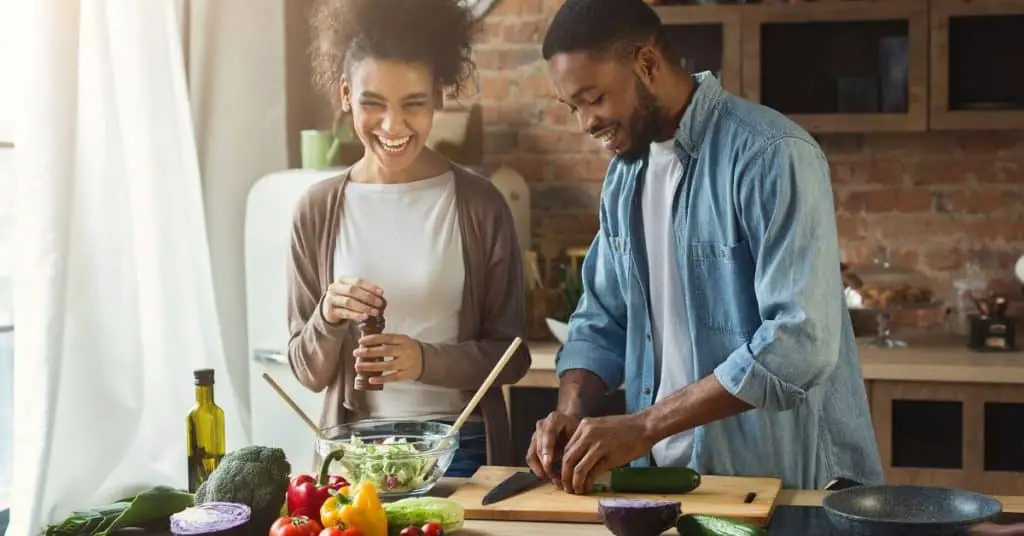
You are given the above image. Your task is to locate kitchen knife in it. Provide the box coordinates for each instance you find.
[481,470,546,505]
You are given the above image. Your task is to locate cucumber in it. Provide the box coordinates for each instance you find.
[675,514,766,536]
[609,467,702,494]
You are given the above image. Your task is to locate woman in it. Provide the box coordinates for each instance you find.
[286,0,532,477]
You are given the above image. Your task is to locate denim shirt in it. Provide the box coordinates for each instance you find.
[555,72,885,490]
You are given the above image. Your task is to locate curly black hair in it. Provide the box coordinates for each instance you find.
[542,0,675,63]
[310,0,479,111]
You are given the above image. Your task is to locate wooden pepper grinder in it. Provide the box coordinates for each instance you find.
[355,298,387,391]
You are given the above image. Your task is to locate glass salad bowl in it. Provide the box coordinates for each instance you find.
[315,420,459,500]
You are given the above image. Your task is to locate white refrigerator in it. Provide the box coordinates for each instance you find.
[244,168,341,473]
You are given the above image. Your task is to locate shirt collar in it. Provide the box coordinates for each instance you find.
[674,71,725,157]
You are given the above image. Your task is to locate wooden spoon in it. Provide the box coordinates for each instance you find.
[419,337,524,479]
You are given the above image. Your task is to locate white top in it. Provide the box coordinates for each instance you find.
[333,171,469,421]
[642,139,696,467]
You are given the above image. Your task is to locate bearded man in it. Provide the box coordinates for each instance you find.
[525,0,884,493]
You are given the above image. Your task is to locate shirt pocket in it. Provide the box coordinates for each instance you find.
[687,240,758,338]
[606,234,632,290]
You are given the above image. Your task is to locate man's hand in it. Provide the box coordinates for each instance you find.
[353,333,423,384]
[560,413,655,494]
[525,411,581,487]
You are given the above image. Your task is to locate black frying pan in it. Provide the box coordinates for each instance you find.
[823,484,1003,536]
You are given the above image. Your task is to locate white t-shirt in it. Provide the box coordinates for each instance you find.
[642,139,696,467]
[333,171,469,421]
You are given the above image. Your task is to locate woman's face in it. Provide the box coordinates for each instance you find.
[341,58,439,174]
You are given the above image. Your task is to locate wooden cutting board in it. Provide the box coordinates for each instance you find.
[448,466,782,526]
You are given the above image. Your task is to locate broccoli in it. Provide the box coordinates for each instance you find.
[195,445,291,535]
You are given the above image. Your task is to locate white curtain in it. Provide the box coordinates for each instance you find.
[8,2,249,535]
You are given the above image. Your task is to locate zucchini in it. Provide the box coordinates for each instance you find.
[676,514,766,536]
[609,467,702,494]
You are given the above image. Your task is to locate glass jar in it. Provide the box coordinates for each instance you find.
[845,247,942,348]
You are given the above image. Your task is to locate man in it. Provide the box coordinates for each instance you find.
[525,0,884,494]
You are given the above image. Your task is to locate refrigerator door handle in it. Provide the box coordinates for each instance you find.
[252,348,288,365]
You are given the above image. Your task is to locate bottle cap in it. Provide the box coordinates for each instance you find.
[194,368,215,385]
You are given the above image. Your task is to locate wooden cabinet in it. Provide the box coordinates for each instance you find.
[869,380,1024,496]
[739,1,929,133]
[928,0,1024,130]
[653,0,1024,133]
[657,5,743,96]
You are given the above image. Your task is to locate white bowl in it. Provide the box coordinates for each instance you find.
[545,317,569,344]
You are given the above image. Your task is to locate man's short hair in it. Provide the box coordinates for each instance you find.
[541,0,672,62]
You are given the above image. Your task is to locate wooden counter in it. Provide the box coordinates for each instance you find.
[515,333,1024,389]
[430,481,1024,536]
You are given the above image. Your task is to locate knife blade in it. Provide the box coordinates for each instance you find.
[481,470,545,505]
[481,463,618,505]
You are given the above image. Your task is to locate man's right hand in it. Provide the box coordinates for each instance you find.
[526,411,581,488]
[321,277,385,325]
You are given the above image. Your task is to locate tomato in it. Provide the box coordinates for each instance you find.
[340,528,363,536]
[399,527,422,536]
[318,528,345,536]
[421,522,445,536]
[269,515,323,536]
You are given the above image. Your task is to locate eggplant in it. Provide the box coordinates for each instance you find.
[598,498,682,536]
[169,502,251,536]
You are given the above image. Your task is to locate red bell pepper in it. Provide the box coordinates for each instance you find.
[287,449,349,519]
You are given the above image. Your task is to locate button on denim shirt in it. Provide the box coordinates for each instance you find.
[555,72,884,490]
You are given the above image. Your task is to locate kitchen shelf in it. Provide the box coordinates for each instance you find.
[655,5,743,95]
[928,0,1024,130]
[741,0,930,133]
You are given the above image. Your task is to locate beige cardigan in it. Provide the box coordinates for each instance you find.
[285,164,532,466]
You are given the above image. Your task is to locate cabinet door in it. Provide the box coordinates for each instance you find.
[871,380,1024,495]
[741,0,929,133]
[929,0,1024,130]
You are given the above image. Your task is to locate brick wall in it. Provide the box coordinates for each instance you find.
[473,0,1024,324]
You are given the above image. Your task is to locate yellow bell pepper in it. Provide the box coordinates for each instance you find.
[319,481,387,536]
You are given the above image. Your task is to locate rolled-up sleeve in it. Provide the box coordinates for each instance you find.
[555,218,628,393]
[714,137,843,412]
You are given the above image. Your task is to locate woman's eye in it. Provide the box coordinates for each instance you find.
[360,102,384,110]
[405,101,427,108]
[588,95,605,106]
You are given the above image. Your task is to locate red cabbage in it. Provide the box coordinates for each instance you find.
[598,498,681,536]
[170,502,251,535]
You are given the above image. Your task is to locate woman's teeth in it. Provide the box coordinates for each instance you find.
[376,135,411,153]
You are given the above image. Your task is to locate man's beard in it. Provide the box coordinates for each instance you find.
[617,76,671,162]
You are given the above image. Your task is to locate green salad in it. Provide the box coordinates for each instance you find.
[334,436,434,492]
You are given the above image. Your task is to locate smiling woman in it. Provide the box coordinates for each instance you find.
[286,0,530,479]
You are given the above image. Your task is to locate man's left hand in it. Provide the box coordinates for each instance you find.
[560,413,657,494]
[353,333,423,384]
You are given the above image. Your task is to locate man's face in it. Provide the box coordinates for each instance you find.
[547,50,663,161]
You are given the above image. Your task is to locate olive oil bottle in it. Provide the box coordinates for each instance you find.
[186,368,225,492]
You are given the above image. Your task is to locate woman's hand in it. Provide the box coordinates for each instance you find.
[320,277,385,324]
[353,333,424,384]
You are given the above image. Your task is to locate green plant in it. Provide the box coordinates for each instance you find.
[554,261,583,323]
